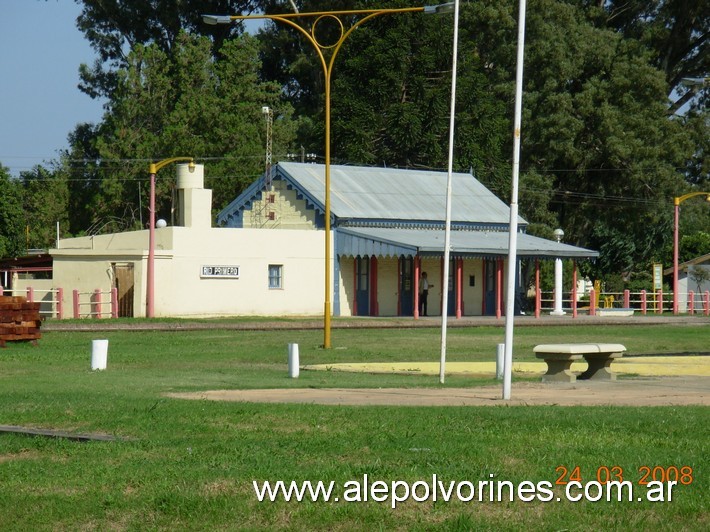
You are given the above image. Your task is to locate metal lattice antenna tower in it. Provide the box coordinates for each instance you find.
[262,106,273,188]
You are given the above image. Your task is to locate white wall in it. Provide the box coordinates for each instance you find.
[51,226,330,318]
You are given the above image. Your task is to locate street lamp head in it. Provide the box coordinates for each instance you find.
[424,2,456,15]
[188,160,196,173]
[262,106,270,114]
[553,228,564,242]
[202,14,232,25]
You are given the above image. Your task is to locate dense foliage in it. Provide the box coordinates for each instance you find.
[1,0,707,286]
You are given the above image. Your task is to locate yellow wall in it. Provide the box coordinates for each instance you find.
[242,181,317,229]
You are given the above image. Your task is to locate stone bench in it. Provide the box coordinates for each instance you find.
[533,343,627,383]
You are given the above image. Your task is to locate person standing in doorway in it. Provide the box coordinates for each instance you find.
[419,271,430,316]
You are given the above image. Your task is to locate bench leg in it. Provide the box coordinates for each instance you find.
[542,359,577,383]
[579,356,616,381]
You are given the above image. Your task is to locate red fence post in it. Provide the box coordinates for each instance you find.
[641,290,647,315]
[93,289,102,319]
[73,289,80,318]
[657,289,663,314]
[589,289,596,316]
[688,290,695,314]
[571,289,577,318]
[704,291,710,316]
[27,286,34,302]
[56,288,64,320]
[624,289,630,309]
[111,287,119,319]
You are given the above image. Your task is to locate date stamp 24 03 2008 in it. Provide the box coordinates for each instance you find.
[555,465,694,486]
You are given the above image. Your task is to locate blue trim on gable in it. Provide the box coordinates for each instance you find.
[216,174,267,227]
[216,164,333,229]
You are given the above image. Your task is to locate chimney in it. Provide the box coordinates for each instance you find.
[176,163,212,228]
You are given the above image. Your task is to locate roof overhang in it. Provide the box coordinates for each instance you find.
[337,227,599,260]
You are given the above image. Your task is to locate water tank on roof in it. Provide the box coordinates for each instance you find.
[176,163,204,189]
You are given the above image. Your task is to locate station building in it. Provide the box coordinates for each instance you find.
[43,162,597,318]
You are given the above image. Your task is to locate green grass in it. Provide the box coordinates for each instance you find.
[0,323,708,530]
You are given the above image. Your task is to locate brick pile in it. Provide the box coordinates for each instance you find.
[0,296,42,347]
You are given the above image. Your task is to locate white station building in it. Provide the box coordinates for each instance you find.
[43,162,597,318]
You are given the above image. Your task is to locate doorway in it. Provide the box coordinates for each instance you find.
[355,256,369,316]
[399,256,414,316]
[112,263,134,317]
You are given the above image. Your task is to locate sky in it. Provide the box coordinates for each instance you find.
[0,0,105,176]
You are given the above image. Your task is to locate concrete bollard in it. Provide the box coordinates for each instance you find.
[496,343,505,380]
[288,343,299,378]
[91,339,109,370]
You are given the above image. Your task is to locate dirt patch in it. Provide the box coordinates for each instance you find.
[166,376,709,407]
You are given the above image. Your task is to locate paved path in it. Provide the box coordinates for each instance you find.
[167,376,709,407]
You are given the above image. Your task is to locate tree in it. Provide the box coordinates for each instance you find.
[64,32,296,231]
[76,0,261,100]
[578,0,709,110]
[19,166,70,250]
[516,0,694,275]
[0,167,25,258]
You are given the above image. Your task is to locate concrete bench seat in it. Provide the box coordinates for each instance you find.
[533,343,627,383]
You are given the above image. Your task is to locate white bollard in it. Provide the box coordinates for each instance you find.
[288,343,300,378]
[91,339,109,370]
[496,343,505,380]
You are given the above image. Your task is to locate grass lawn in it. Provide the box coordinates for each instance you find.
[0,323,707,530]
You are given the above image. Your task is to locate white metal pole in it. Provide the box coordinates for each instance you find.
[551,257,565,315]
[503,0,527,400]
[439,0,460,384]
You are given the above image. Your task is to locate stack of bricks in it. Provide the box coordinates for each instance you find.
[0,296,42,347]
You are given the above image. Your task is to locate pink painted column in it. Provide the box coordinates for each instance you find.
[704,291,710,316]
[641,290,647,315]
[73,289,80,318]
[589,289,596,316]
[657,289,663,314]
[27,287,34,302]
[413,256,420,320]
[57,288,64,320]
[111,287,119,319]
[352,258,358,316]
[688,291,695,315]
[624,289,630,309]
[571,261,578,318]
[93,289,102,319]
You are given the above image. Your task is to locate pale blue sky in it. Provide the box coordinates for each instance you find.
[0,0,104,176]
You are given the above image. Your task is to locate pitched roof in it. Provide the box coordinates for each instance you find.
[218,162,525,229]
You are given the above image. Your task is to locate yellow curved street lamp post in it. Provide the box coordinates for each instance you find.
[147,157,195,317]
[204,4,453,348]
[673,191,710,314]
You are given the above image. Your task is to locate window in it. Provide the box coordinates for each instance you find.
[268,264,283,289]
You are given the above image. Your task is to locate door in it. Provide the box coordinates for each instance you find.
[112,263,134,317]
[355,256,369,316]
[399,256,413,316]
[447,260,457,315]
[484,259,497,316]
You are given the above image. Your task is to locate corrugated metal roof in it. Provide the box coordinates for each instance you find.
[277,162,524,226]
[337,227,599,259]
